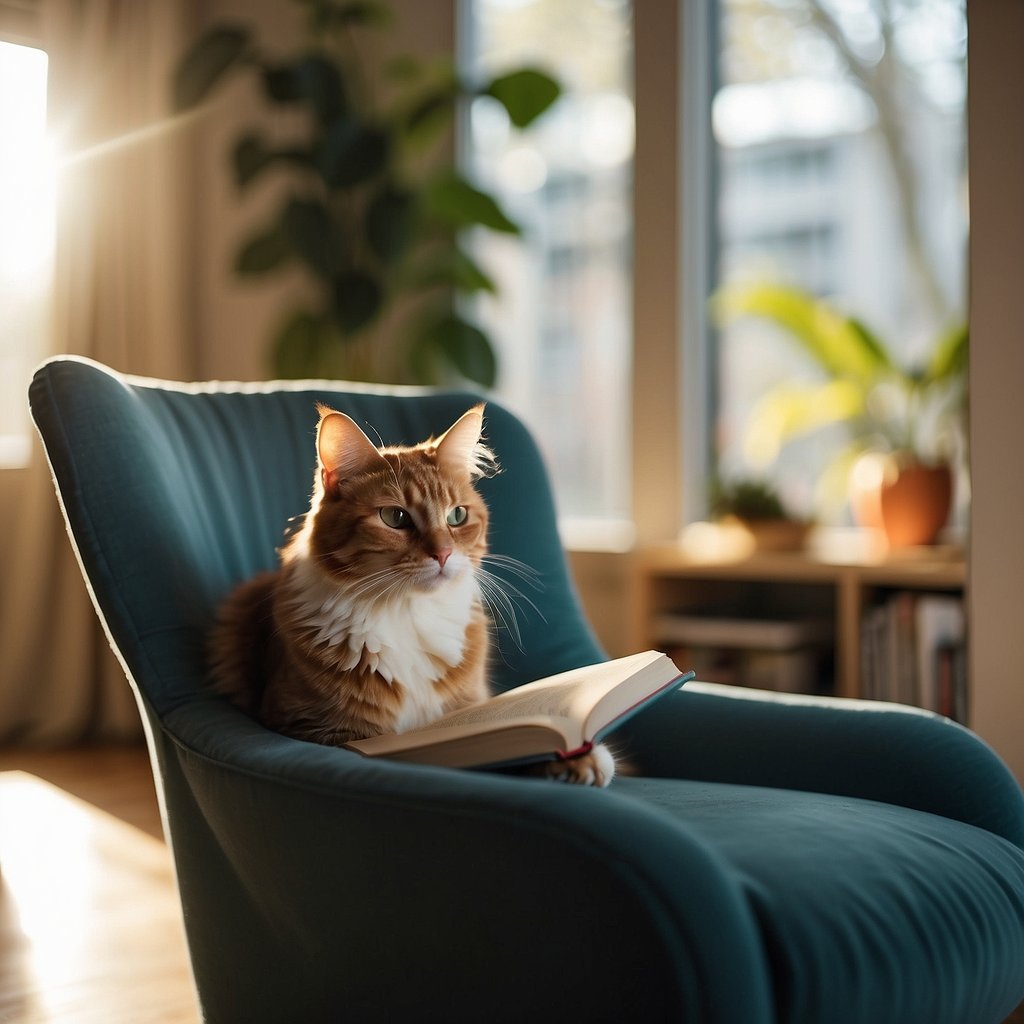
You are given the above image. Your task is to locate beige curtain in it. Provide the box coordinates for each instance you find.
[0,0,195,743]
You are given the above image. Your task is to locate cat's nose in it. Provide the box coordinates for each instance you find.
[432,547,453,569]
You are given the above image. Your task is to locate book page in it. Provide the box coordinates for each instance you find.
[407,652,664,734]
[410,675,586,731]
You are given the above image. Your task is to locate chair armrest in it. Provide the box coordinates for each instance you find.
[617,683,1024,847]
[160,701,775,1024]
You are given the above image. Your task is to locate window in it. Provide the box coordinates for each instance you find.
[459,2,966,539]
[460,0,634,530]
[0,38,54,467]
[707,0,968,523]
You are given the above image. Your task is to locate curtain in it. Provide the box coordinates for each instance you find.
[0,0,195,743]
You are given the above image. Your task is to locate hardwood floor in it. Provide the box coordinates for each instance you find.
[0,745,198,1024]
[0,745,164,838]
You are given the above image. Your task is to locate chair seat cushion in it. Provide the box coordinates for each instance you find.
[615,776,1024,1024]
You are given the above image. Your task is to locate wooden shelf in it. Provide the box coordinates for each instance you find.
[632,538,966,702]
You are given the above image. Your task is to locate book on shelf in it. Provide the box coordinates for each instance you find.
[916,595,967,721]
[860,591,966,720]
[654,611,833,694]
[653,612,832,652]
[345,651,693,770]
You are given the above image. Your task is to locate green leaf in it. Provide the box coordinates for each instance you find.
[386,55,424,82]
[709,477,788,521]
[927,322,968,382]
[262,55,348,123]
[333,270,382,333]
[309,1,392,32]
[743,379,866,467]
[449,249,498,293]
[271,310,333,379]
[418,315,497,387]
[846,317,892,368]
[233,134,267,189]
[299,56,348,123]
[283,197,341,280]
[318,119,390,188]
[235,226,291,275]
[426,174,520,235]
[411,248,497,294]
[713,283,896,383]
[262,64,303,102]
[366,186,416,264]
[174,25,250,111]
[484,68,561,128]
[408,334,438,385]
[405,86,457,137]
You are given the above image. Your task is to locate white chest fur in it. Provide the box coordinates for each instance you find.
[285,561,478,732]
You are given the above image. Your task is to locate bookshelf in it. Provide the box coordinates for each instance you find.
[632,536,966,712]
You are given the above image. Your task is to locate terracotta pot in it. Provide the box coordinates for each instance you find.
[878,460,952,548]
[848,452,888,531]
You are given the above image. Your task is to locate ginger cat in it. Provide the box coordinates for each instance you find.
[209,404,615,786]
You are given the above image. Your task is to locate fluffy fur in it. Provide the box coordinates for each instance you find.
[208,404,615,786]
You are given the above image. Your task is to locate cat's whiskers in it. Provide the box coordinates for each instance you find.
[481,554,544,590]
[343,567,408,605]
[368,570,412,608]
[476,579,521,652]
[478,562,545,619]
[474,561,546,652]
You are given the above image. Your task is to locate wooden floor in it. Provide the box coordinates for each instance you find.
[0,745,164,839]
[1,744,1022,1024]
[0,745,199,1024]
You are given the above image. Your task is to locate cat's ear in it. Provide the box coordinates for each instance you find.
[435,403,498,481]
[316,405,386,492]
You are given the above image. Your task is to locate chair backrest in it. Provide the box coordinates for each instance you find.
[29,356,604,727]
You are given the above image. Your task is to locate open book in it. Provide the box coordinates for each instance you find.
[346,650,693,770]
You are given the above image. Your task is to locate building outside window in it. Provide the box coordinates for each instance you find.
[460,0,634,530]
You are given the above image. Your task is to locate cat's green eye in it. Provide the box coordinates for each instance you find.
[380,506,411,529]
[446,506,469,526]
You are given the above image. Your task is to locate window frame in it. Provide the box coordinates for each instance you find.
[454,1,707,549]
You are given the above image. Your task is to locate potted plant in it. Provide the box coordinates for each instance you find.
[708,476,811,553]
[173,0,561,387]
[714,283,968,547]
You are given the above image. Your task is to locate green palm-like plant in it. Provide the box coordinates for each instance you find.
[174,0,561,387]
[713,283,968,477]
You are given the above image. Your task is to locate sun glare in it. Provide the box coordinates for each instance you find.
[0,41,54,277]
[0,40,55,467]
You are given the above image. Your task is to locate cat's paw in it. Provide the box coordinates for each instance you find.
[541,744,616,787]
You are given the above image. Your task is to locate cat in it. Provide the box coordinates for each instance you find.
[208,402,616,787]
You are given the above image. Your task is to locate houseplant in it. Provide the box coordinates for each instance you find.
[709,476,811,552]
[173,0,561,387]
[714,282,968,546]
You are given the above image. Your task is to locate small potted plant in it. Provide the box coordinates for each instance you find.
[708,476,811,553]
[714,283,967,547]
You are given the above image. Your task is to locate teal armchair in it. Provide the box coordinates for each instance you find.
[30,356,1024,1023]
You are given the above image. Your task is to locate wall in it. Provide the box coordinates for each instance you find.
[567,550,632,658]
[967,0,1024,783]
